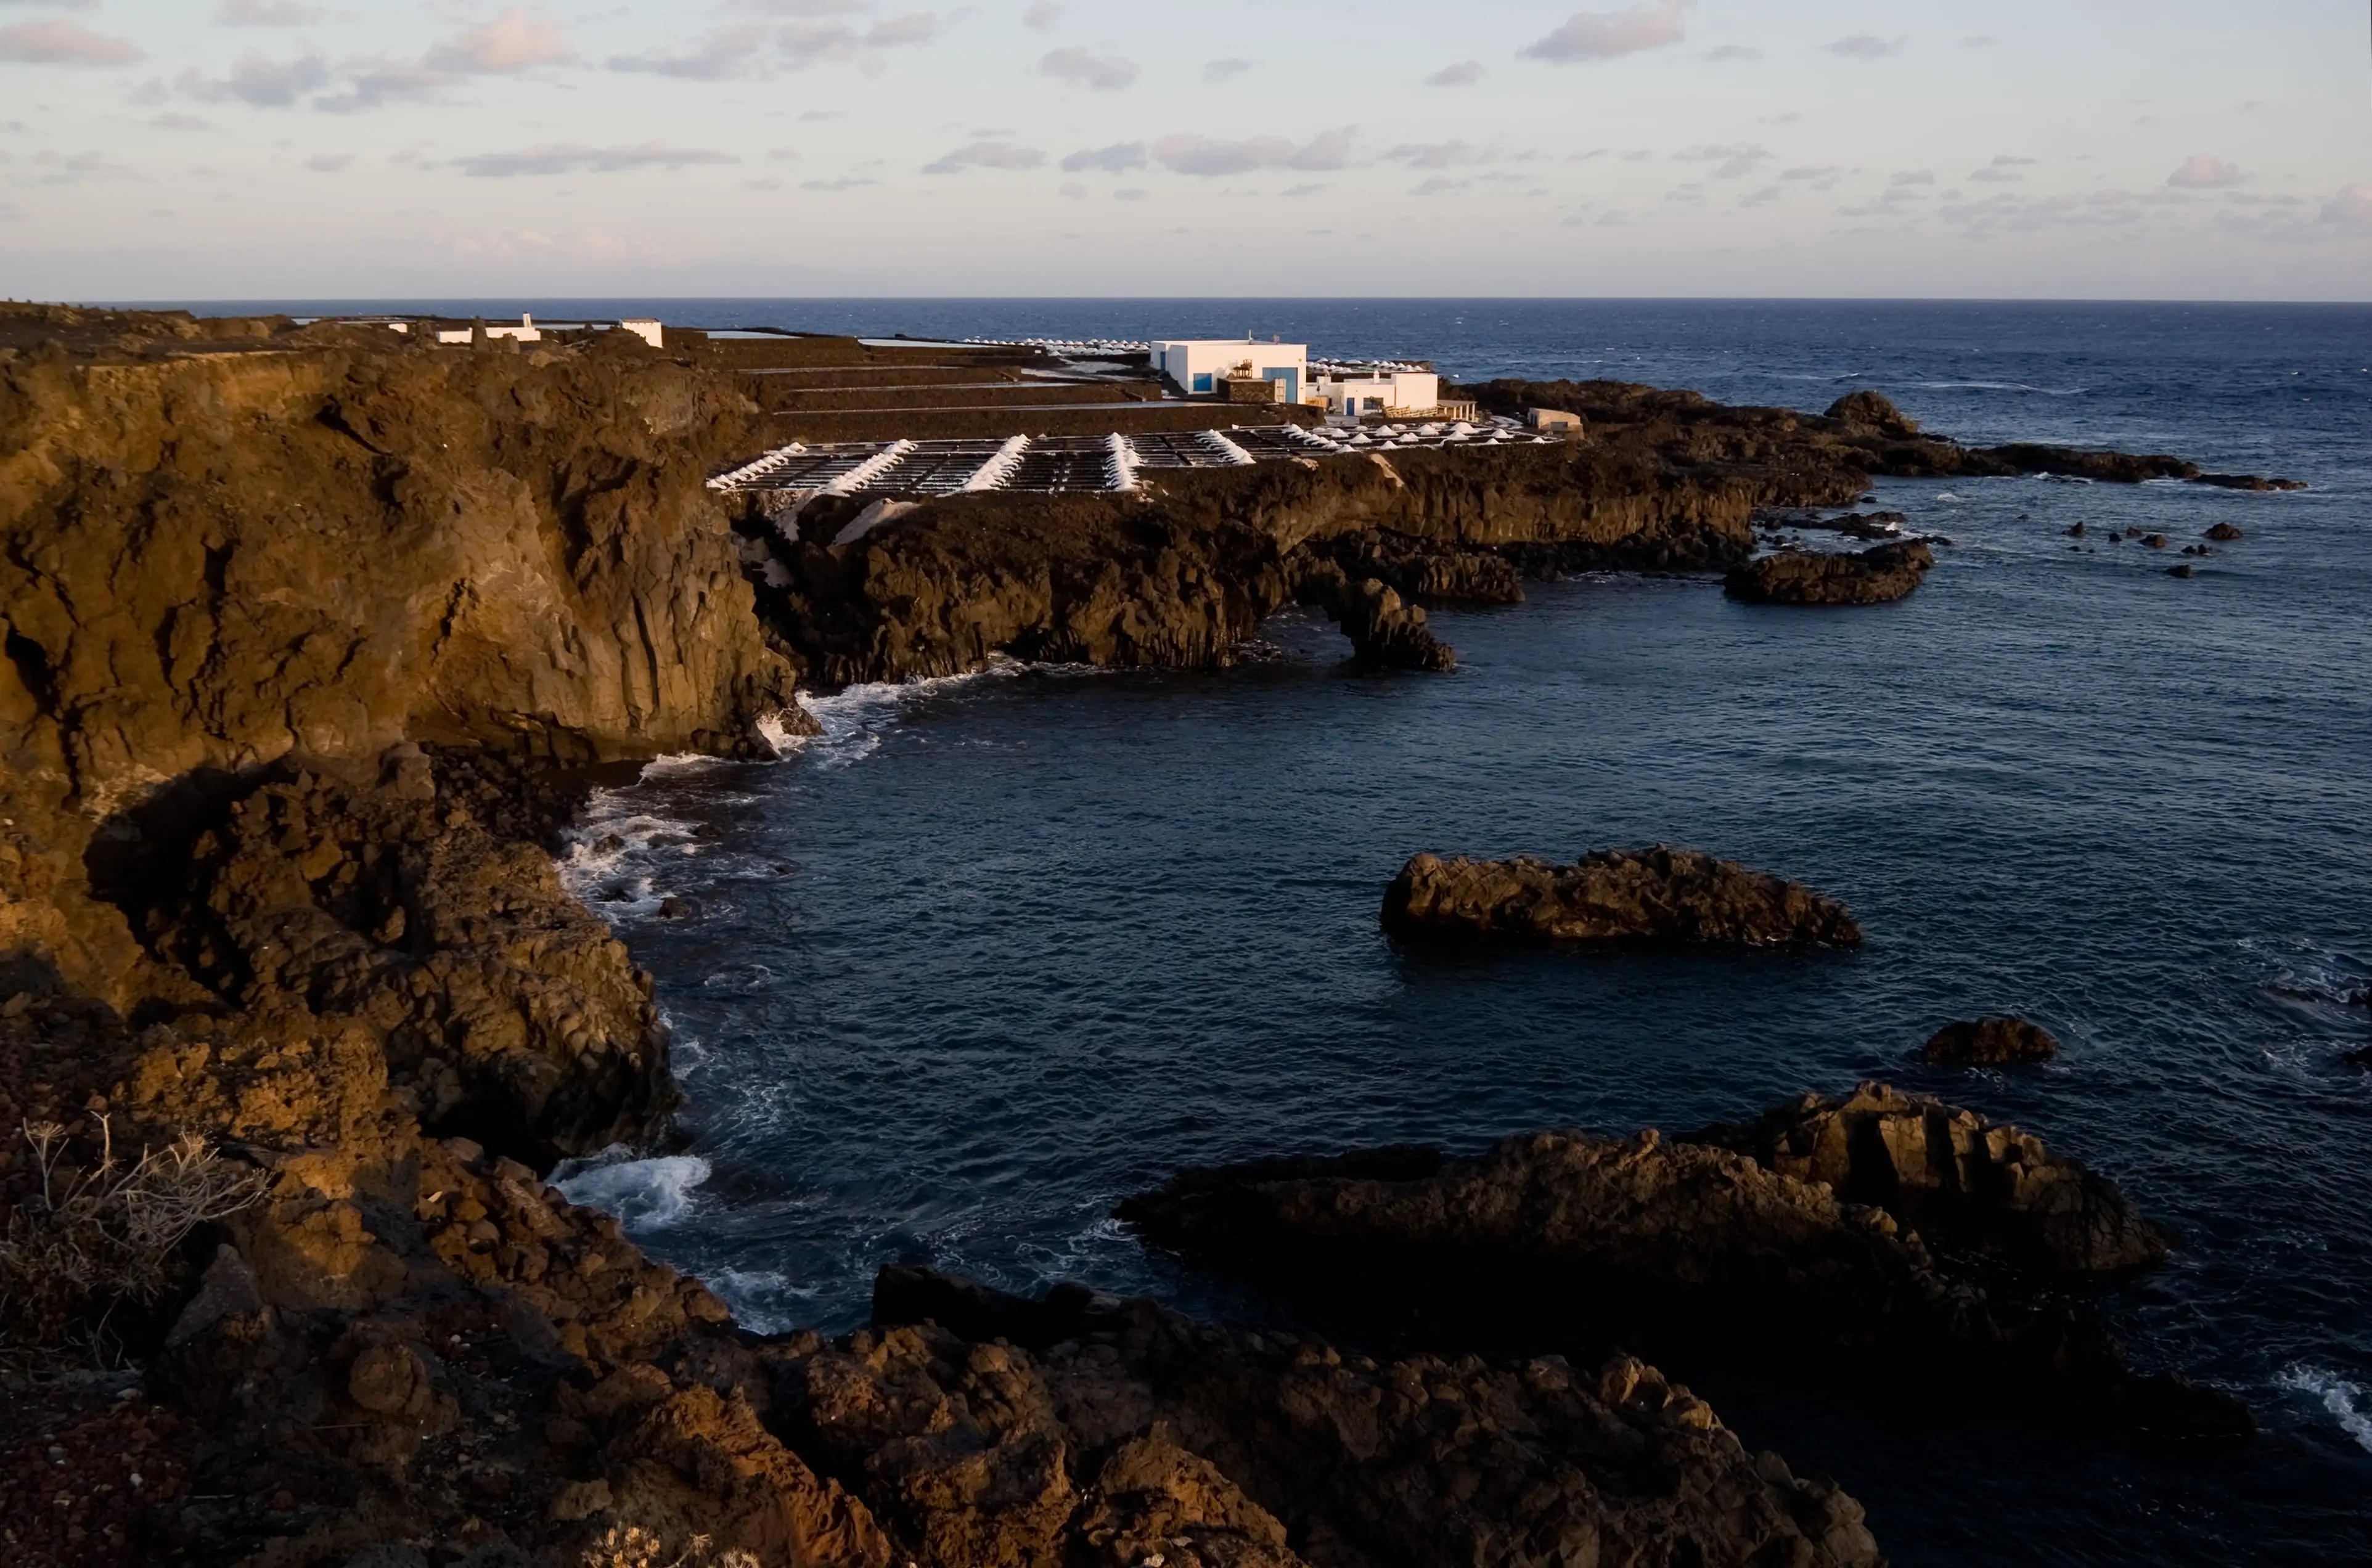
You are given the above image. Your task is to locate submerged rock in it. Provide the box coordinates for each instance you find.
[2205,521,2246,541]
[1920,1015,2062,1066]
[1724,541,1936,606]
[1381,846,1862,948]
[1690,1081,2166,1277]
[2194,475,2305,492]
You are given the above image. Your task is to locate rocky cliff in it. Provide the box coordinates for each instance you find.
[1,322,801,1007]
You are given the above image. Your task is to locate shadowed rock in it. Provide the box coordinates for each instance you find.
[1725,541,1936,606]
[823,1267,1884,1568]
[1382,846,1862,948]
[1121,1096,2244,1438]
[1920,1015,2062,1067]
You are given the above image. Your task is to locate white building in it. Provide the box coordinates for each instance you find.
[619,318,663,349]
[436,313,543,345]
[1308,368,1441,419]
[1154,338,1307,403]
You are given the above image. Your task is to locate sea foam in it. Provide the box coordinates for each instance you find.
[2280,1365,2372,1454]
[551,1149,712,1233]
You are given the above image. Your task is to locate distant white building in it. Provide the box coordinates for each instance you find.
[619,318,663,349]
[436,313,543,345]
[1154,338,1307,403]
[1309,367,1441,419]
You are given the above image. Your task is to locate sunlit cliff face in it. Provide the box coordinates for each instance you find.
[1,0,2368,300]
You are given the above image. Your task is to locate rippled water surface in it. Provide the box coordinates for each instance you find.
[533,301,2372,1566]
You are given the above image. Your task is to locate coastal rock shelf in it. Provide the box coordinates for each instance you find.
[1120,1088,2246,1437]
[1381,846,1863,947]
[1724,541,1937,606]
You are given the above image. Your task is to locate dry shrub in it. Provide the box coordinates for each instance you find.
[578,1525,759,1568]
[0,1117,266,1365]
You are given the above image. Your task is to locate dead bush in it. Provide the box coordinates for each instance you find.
[0,1116,266,1365]
[578,1525,759,1568]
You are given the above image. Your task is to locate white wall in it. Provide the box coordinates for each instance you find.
[1155,340,1307,398]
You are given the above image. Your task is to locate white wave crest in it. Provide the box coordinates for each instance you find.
[795,659,1033,770]
[2279,1365,2372,1454]
[701,1267,820,1336]
[550,1150,712,1233]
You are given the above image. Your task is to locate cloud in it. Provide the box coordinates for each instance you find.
[179,50,330,107]
[775,10,943,69]
[1703,44,1759,62]
[1203,57,1251,81]
[801,175,875,190]
[1967,154,2035,184]
[1280,182,1324,198]
[1060,140,1145,173]
[1411,176,1468,195]
[1781,165,1841,189]
[2167,152,2244,190]
[1679,141,1770,178]
[425,7,573,74]
[1425,60,1482,86]
[1825,35,1904,59]
[2323,184,2372,229]
[305,152,351,172]
[1520,1,1690,63]
[1039,46,1135,89]
[0,18,142,67]
[452,142,740,177]
[1889,168,1935,186]
[28,149,136,184]
[922,138,1044,173]
[1150,128,1351,176]
[149,112,215,131]
[218,0,324,23]
[1021,1,1060,30]
[1385,140,1482,169]
[607,25,771,80]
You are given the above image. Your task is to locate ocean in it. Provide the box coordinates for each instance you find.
[248,300,2372,1564]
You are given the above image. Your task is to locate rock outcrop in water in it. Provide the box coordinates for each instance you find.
[1919,1015,2061,1067]
[1381,847,1863,947]
[1120,1092,2245,1438]
[1688,1082,2166,1276]
[1724,541,1936,606]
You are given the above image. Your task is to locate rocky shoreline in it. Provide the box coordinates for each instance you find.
[0,304,2280,1566]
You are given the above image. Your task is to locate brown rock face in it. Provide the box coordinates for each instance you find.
[1121,1112,2246,1436]
[1724,541,1936,606]
[1920,1015,2062,1066]
[1,329,803,1007]
[1381,846,1862,948]
[795,1268,1883,1568]
[1690,1082,2167,1277]
[2205,521,2247,540]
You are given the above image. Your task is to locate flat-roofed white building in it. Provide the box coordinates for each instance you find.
[619,318,663,348]
[1154,338,1307,403]
[436,313,544,345]
[1309,368,1441,419]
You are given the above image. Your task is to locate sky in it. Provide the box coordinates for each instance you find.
[0,0,2368,301]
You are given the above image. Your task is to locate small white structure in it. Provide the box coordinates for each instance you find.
[1154,337,1308,403]
[436,313,543,345]
[1309,367,1441,419]
[619,318,663,349]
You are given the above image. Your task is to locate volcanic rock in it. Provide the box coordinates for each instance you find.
[2168,565,2196,579]
[1825,390,1923,439]
[2205,522,2246,541]
[1690,1082,2167,1277]
[1381,846,1862,948]
[1724,541,1936,606]
[1920,1015,2062,1066]
[2194,474,2304,492]
[1122,1106,2241,1436]
[813,1267,1885,1568]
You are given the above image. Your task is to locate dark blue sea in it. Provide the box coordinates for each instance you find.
[210,300,2372,1563]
